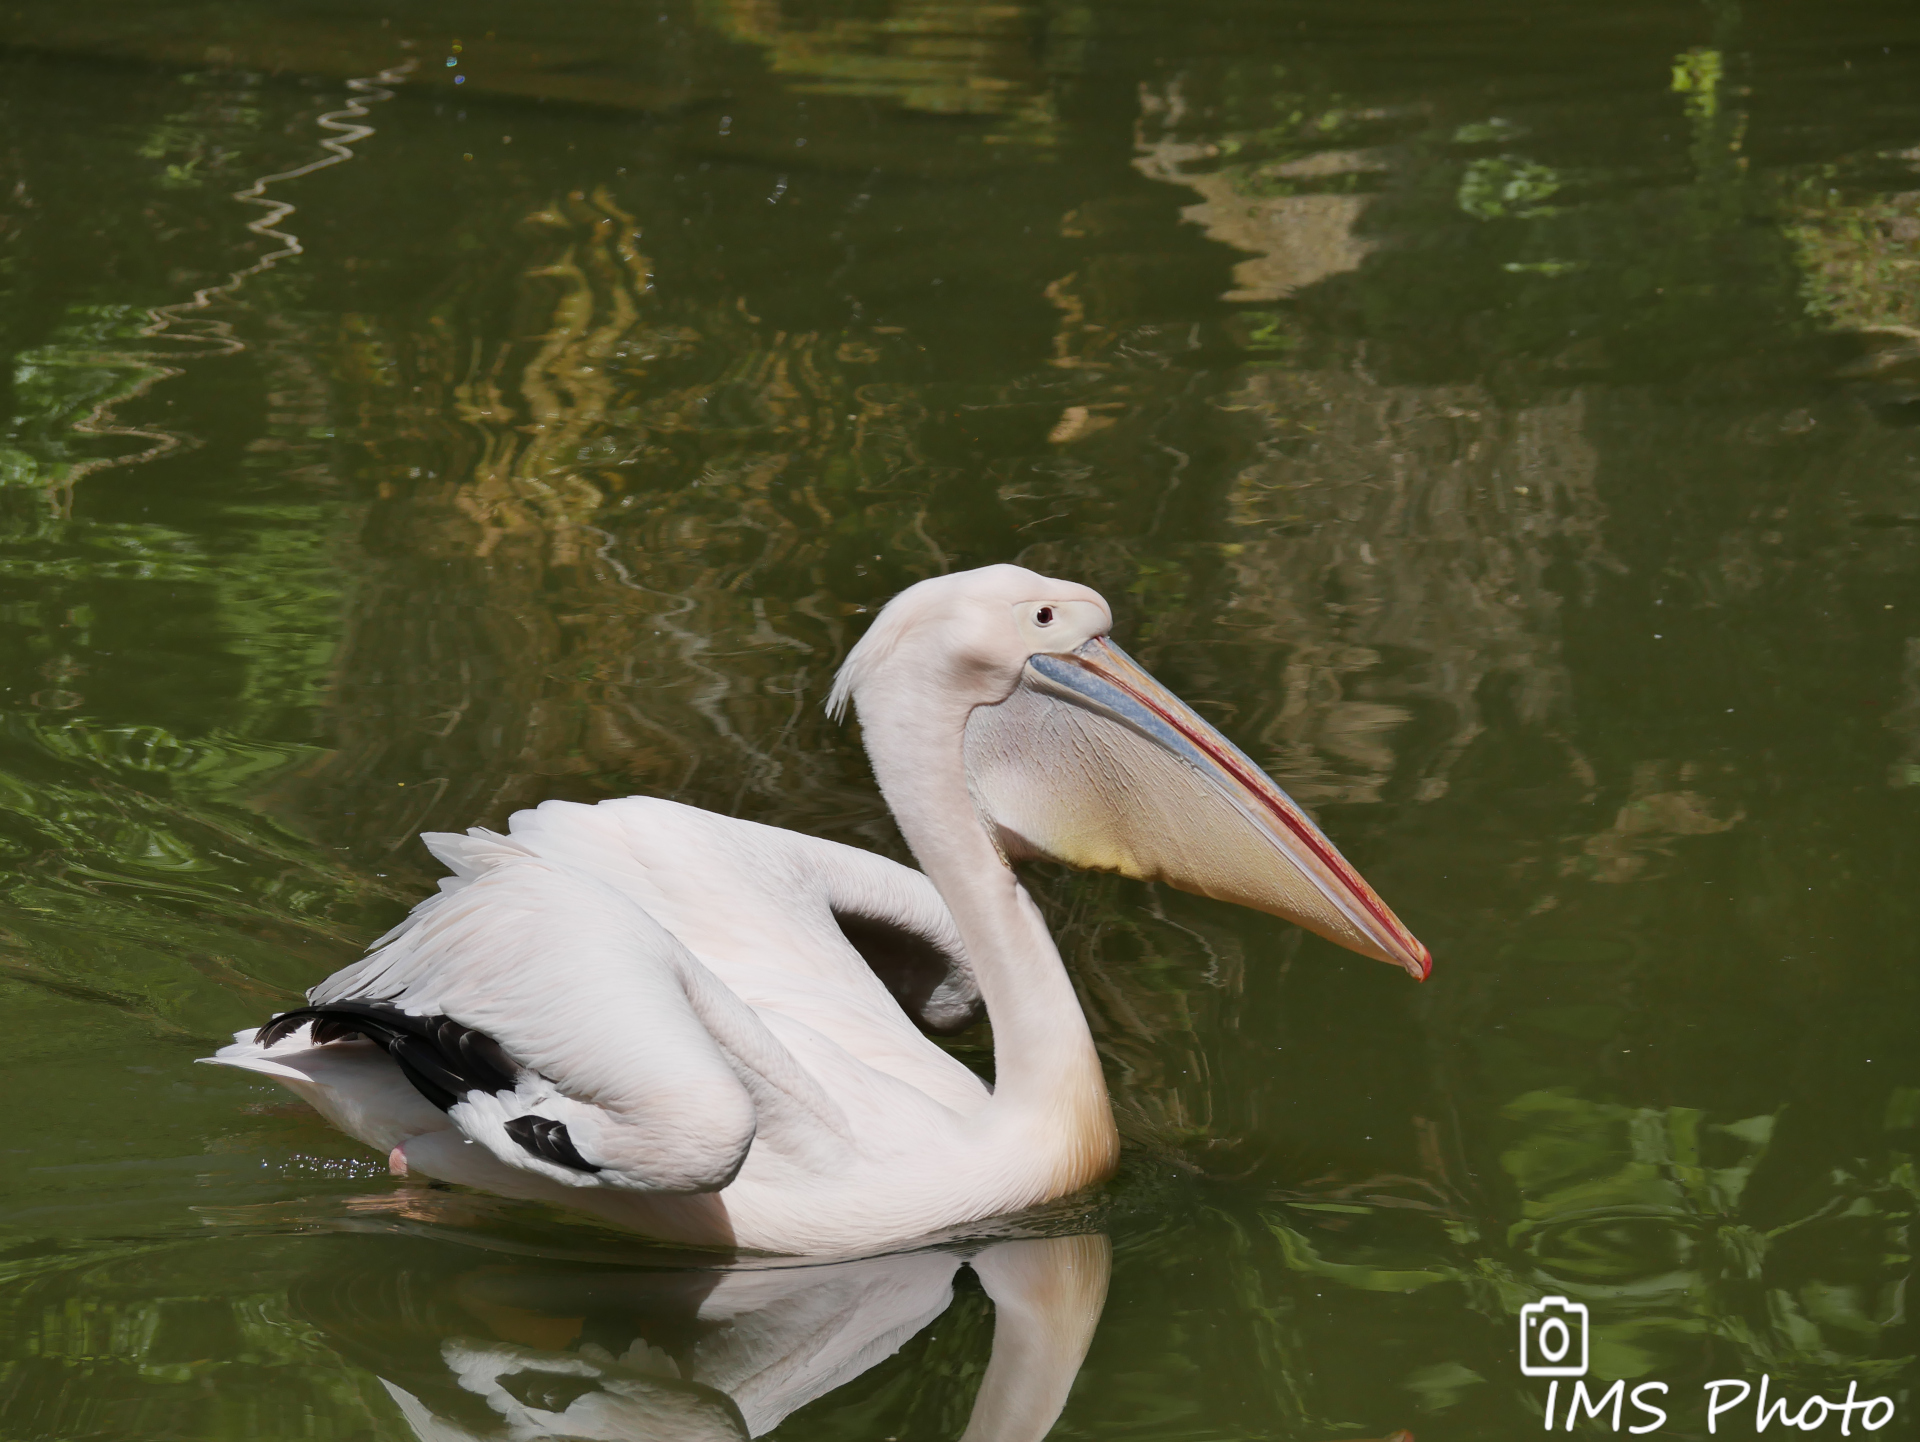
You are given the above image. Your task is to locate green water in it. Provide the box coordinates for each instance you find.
[2,1,1919,1437]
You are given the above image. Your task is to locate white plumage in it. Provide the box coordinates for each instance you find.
[206,565,1428,1255]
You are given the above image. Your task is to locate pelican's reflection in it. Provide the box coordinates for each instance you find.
[311,1235,1108,1442]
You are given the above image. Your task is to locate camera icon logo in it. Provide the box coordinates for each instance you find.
[1519,1296,1589,1377]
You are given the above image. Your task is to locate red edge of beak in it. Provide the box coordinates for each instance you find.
[1079,639,1435,983]
[1406,942,1433,983]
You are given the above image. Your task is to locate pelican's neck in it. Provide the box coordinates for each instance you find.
[858,690,1116,1175]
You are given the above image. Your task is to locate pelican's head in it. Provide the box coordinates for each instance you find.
[830,564,1430,979]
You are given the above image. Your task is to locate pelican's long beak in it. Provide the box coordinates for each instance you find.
[964,637,1431,979]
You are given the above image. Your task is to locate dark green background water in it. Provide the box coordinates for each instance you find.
[2,1,1918,1437]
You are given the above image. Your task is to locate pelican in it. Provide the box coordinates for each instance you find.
[206,565,1429,1255]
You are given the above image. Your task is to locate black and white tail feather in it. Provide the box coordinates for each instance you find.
[251,1000,601,1172]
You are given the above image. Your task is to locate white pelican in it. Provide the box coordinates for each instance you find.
[206,564,1429,1255]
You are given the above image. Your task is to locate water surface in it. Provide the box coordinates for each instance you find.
[2,2,1919,1437]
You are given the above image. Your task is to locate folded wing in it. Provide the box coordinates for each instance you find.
[213,827,852,1192]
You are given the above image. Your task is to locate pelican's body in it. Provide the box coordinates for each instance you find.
[208,566,1428,1255]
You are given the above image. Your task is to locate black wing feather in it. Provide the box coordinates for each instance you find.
[258,1000,519,1112]
[503,1114,597,1173]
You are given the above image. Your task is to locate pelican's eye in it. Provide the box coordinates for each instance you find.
[1011,596,1100,649]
